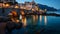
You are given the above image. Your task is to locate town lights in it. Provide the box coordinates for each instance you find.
[5,4,10,7]
[15,5,19,8]
[21,12,25,15]
[20,6,24,9]
[3,3,5,7]
[32,9,35,11]
[2,3,10,8]
[20,11,25,15]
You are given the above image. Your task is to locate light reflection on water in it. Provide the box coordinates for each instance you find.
[0,9,60,34]
[44,16,47,25]
[20,15,47,27]
[22,16,27,27]
[13,15,60,34]
[40,15,42,23]
[40,15,47,25]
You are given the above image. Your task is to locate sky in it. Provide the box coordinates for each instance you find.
[16,0,60,9]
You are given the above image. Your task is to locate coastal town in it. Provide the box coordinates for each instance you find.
[0,0,60,34]
[0,0,47,15]
[0,0,47,34]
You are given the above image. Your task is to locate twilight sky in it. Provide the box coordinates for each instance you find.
[16,0,60,9]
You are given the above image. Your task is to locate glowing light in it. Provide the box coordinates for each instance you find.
[3,3,5,7]
[35,15,38,20]
[32,9,35,11]
[15,5,19,8]
[33,15,35,22]
[21,11,25,15]
[32,15,37,25]
[40,15,42,23]
[19,15,22,20]
[16,20,20,23]
[5,4,10,7]
[12,11,17,15]
[44,16,47,25]
[20,6,24,9]
[32,15,38,25]
[22,17,27,27]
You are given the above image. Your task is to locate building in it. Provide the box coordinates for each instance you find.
[0,0,18,8]
[25,2,32,10]
[0,0,16,3]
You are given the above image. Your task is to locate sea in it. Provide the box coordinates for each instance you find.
[0,8,60,34]
[12,11,60,34]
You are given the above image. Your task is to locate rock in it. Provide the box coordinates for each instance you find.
[0,23,7,34]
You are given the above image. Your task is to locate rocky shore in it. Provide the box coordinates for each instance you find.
[0,16,23,34]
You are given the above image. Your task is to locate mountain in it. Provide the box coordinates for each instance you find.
[38,4,57,11]
[58,9,60,11]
